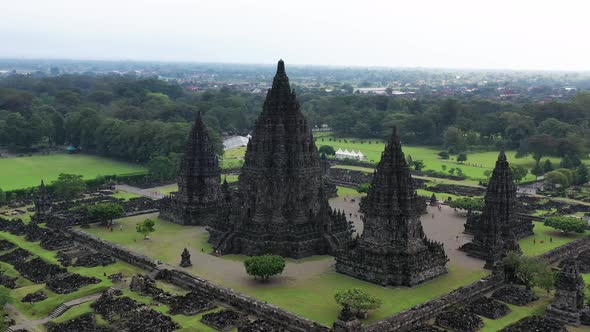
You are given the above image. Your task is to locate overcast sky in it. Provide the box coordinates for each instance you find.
[2,0,589,71]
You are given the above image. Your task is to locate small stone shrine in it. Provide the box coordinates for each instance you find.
[546,259,586,326]
[180,248,192,267]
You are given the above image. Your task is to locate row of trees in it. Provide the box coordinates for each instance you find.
[2,74,590,168]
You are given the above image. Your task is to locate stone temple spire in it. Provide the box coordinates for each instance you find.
[460,150,521,269]
[336,127,448,287]
[208,60,353,259]
[32,180,51,223]
[159,112,223,225]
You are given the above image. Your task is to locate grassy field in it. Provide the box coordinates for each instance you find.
[519,222,590,256]
[312,133,586,182]
[0,154,145,190]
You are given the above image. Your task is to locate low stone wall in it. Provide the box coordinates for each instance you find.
[540,236,590,264]
[362,273,504,332]
[66,228,329,332]
[67,228,157,271]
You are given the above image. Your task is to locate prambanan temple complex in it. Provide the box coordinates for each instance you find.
[16,59,589,332]
[460,151,523,269]
[159,112,224,226]
[207,60,353,258]
[335,128,448,286]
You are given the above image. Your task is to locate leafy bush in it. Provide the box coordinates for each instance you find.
[544,216,587,235]
[244,255,286,281]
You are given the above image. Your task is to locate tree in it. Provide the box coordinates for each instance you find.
[443,126,466,153]
[510,165,528,184]
[543,159,554,173]
[544,170,570,189]
[89,203,124,227]
[147,156,176,181]
[334,288,382,319]
[560,154,582,169]
[457,153,467,164]
[318,145,336,156]
[544,216,587,235]
[406,154,413,166]
[52,173,87,199]
[356,183,371,194]
[0,187,5,206]
[514,256,544,290]
[535,266,556,296]
[244,255,285,281]
[411,160,425,171]
[449,197,484,216]
[438,151,450,159]
[576,164,589,185]
[136,218,156,239]
[531,164,544,177]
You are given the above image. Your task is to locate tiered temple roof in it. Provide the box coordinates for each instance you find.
[335,127,448,287]
[460,151,522,269]
[159,113,223,225]
[207,60,353,258]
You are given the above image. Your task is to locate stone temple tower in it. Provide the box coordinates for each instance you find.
[335,128,448,287]
[31,180,51,224]
[460,151,521,269]
[208,60,353,258]
[546,259,586,326]
[159,113,223,225]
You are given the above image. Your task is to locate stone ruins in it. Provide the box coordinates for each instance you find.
[546,259,586,326]
[335,128,448,287]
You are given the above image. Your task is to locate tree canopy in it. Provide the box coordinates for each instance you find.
[136,218,156,239]
[544,216,587,235]
[244,255,286,281]
[52,173,87,199]
[334,288,382,318]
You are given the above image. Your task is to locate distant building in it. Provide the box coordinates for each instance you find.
[223,135,251,150]
[335,148,366,161]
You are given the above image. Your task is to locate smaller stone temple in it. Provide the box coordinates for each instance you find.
[429,193,438,206]
[159,113,223,226]
[460,151,521,269]
[31,180,51,224]
[180,248,192,267]
[335,128,448,287]
[546,259,586,326]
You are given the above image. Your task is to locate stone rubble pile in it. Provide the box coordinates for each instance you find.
[200,310,247,330]
[21,290,47,303]
[499,316,566,332]
[435,308,484,332]
[492,285,538,306]
[467,296,511,319]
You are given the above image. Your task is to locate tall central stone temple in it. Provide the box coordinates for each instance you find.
[460,151,521,269]
[335,128,448,287]
[208,60,353,258]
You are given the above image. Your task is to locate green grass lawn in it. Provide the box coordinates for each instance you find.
[312,134,583,182]
[0,154,145,190]
[111,190,141,201]
[519,222,589,256]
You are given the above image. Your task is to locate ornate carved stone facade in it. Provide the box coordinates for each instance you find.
[31,180,51,224]
[464,212,534,239]
[335,128,448,287]
[546,259,586,326]
[460,151,521,269]
[208,60,353,259]
[159,113,222,225]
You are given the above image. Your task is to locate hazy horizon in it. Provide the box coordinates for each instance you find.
[2,0,590,72]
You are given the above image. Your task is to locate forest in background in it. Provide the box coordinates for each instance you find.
[0,74,590,170]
